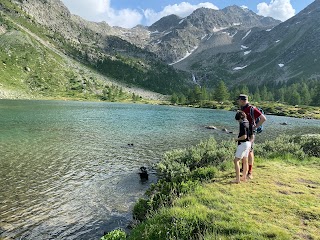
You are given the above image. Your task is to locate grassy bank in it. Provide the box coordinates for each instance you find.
[101,135,320,240]
[170,100,320,120]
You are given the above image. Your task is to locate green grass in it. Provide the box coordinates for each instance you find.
[0,28,135,102]
[128,159,320,240]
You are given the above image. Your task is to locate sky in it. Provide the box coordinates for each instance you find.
[61,0,315,28]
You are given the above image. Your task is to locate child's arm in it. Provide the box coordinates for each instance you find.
[234,135,247,142]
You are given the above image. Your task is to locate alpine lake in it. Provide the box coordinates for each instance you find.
[1,100,319,240]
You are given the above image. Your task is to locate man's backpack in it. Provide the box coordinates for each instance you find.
[250,106,264,134]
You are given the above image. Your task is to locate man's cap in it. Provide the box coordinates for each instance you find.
[237,94,248,100]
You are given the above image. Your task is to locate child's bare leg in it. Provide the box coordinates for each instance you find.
[233,157,241,183]
[241,157,248,181]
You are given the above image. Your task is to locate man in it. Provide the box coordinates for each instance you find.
[237,94,266,179]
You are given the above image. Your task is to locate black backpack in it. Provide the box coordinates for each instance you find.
[250,106,264,134]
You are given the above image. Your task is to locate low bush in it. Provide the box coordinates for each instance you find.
[100,229,126,240]
[255,135,305,159]
[293,134,320,157]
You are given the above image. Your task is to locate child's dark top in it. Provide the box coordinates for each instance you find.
[238,119,250,145]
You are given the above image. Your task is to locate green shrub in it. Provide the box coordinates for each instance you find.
[100,229,126,240]
[157,157,190,181]
[190,166,218,181]
[158,138,234,176]
[133,198,150,221]
[255,135,305,159]
[293,134,320,157]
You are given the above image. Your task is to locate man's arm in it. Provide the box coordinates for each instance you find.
[254,114,266,129]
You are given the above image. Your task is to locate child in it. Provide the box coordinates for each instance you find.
[233,111,251,183]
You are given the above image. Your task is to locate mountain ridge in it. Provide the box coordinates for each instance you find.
[1,0,320,100]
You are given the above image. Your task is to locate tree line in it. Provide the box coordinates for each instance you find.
[171,80,320,106]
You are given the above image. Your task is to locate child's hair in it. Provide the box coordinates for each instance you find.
[235,111,247,120]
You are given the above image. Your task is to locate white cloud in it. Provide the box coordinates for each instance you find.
[240,5,249,9]
[62,0,142,28]
[257,0,295,21]
[144,2,219,26]
[61,1,219,28]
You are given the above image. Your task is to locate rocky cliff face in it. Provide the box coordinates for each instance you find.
[173,0,320,87]
[145,6,281,64]
[17,0,150,48]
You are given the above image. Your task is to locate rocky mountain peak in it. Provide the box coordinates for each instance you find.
[222,5,248,13]
[148,14,182,32]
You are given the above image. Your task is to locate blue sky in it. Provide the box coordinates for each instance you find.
[61,0,315,28]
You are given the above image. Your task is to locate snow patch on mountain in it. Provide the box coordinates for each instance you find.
[169,45,199,65]
[233,65,248,70]
[242,29,251,40]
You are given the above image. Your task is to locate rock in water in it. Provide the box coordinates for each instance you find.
[206,126,217,129]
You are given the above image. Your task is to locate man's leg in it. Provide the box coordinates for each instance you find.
[247,135,255,179]
[248,151,254,179]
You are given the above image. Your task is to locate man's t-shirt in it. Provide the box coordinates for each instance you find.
[238,119,250,145]
[241,103,262,126]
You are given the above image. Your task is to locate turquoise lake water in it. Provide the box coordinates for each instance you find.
[0,100,319,239]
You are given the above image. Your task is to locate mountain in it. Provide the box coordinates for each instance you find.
[0,0,189,100]
[236,0,320,85]
[1,0,319,100]
[149,14,182,32]
[145,6,280,64]
[161,1,320,89]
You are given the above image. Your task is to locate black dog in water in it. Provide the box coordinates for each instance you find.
[138,166,148,180]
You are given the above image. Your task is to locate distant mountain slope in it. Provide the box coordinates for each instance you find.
[0,0,189,98]
[237,0,320,85]
[1,0,319,98]
[146,6,280,64]
[169,1,320,88]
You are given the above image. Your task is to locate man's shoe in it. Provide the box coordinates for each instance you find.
[247,173,253,179]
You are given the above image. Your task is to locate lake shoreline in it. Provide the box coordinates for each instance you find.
[1,96,320,120]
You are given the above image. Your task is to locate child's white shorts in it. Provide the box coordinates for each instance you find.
[235,141,251,159]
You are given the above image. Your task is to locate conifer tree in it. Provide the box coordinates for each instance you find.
[300,83,311,105]
[214,81,229,102]
[171,93,178,104]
